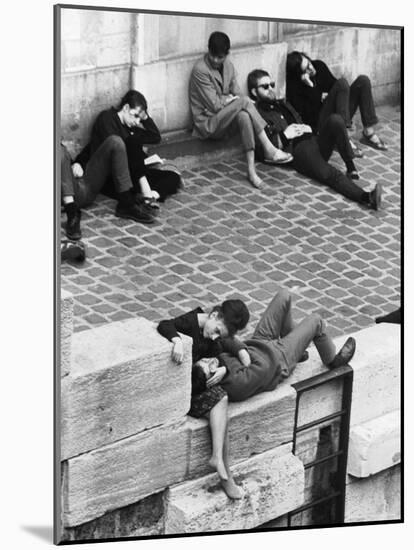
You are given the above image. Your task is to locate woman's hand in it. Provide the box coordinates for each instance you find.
[171,338,184,364]
[301,73,314,88]
[224,94,239,105]
[206,366,227,387]
[71,163,84,178]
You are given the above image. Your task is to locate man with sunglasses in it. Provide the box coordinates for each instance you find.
[247,69,382,210]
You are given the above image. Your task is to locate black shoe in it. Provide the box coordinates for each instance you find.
[346,170,360,180]
[368,183,382,211]
[65,204,82,240]
[115,202,155,224]
[328,337,356,369]
[298,350,309,363]
[61,239,86,263]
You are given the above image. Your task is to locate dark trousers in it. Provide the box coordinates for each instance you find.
[253,289,337,376]
[292,117,367,204]
[318,76,378,130]
[61,137,132,207]
[125,138,181,202]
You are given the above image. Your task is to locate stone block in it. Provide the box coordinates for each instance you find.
[348,410,400,477]
[61,317,192,459]
[349,324,400,426]
[187,383,296,478]
[345,464,401,523]
[63,420,189,527]
[165,443,304,534]
[60,289,74,377]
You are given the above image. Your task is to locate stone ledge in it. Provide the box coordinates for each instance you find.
[62,382,296,527]
[347,410,400,478]
[60,289,74,378]
[164,443,304,534]
[61,317,192,459]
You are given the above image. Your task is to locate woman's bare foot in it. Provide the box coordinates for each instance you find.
[247,171,263,189]
[221,477,243,499]
[209,456,228,480]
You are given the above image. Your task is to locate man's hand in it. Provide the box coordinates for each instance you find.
[71,163,84,178]
[171,338,184,364]
[224,94,239,105]
[301,73,314,88]
[284,124,307,140]
[300,124,312,134]
[206,366,227,387]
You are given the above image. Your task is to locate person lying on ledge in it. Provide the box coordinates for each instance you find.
[192,289,356,403]
[157,298,250,499]
[189,31,292,189]
[247,69,382,210]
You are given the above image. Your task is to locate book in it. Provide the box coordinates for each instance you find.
[144,154,164,166]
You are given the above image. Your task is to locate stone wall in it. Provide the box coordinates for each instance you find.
[59,7,401,154]
[58,289,401,542]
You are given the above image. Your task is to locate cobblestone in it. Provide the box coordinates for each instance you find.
[61,107,401,340]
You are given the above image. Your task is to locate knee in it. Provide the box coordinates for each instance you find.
[236,110,250,124]
[327,113,346,130]
[355,74,371,88]
[336,77,350,92]
[104,134,125,151]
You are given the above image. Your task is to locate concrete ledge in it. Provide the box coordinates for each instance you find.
[63,419,189,527]
[61,289,74,378]
[165,443,304,534]
[348,410,400,478]
[345,464,401,522]
[62,382,296,526]
[61,317,192,459]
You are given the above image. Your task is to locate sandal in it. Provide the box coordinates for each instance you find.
[349,140,364,158]
[61,239,86,263]
[346,170,360,180]
[144,198,160,210]
[263,151,293,165]
[360,133,388,151]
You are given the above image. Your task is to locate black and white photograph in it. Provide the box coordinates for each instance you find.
[55,3,402,544]
[2,1,409,549]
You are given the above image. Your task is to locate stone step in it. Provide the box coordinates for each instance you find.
[62,382,296,527]
[60,289,74,377]
[347,409,400,478]
[164,443,304,534]
[61,317,192,459]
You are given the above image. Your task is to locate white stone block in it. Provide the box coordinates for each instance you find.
[61,317,192,459]
[349,324,400,426]
[60,289,74,377]
[345,465,401,522]
[187,384,296,478]
[165,444,304,534]
[348,410,400,477]
[63,419,189,527]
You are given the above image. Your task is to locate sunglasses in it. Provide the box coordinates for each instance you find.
[257,81,275,90]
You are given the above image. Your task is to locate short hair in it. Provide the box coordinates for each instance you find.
[191,365,207,395]
[247,69,270,99]
[119,90,148,111]
[208,31,231,56]
[286,51,310,81]
[212,299,250,336]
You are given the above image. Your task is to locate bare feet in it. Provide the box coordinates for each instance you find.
[209,456,228,480]
[221,477,243,499]
[247,172,263,189]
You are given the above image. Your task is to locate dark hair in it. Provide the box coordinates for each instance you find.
[119,90,148,111]
[191,365,207,395]
[247,69,270,99]
[211,299,249,336]
[208,31,231,56]
[286,51,308,81]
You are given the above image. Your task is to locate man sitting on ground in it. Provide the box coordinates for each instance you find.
[189,31,292,189]
[247,69,382,210]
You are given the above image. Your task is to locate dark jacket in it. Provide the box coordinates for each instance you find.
[286,59,337,132]
[254,98,312,159]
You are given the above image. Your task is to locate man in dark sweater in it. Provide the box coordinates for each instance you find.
[192,289,356,403]
[247,69,382,210]
[286,52,387,157]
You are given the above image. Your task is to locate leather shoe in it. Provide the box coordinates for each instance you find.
[65,205,82,240]
[328,337,356,369]
[298,350,309,363]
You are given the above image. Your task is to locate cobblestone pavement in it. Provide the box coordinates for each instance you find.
[61,106,401,339]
